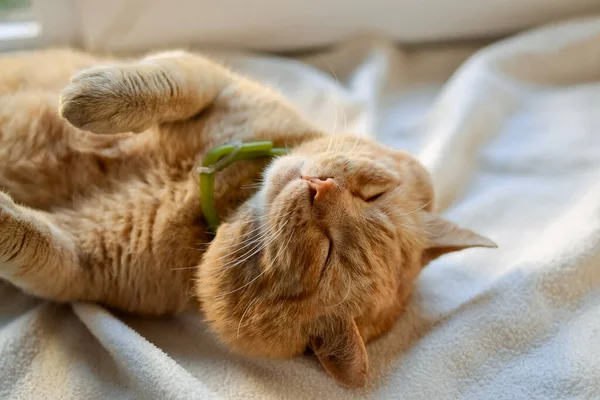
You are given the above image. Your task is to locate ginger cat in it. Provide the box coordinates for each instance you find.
[0,49,496,388]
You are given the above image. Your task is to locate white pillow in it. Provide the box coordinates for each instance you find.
[40,0,600,52]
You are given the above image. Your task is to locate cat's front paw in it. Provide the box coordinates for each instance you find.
[59,66,154,135]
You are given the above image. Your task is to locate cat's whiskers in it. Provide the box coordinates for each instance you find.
[202,205,294,263]
[240,182,264,190]
[235,225,296,338]
[217,220,289,273]
[202,217,288,278]
[232,206,292,233]
[207,226,270,263]
[175,216,281,271]
[320,56,343,154]
[326,106,338,153]
[216,204,288,238]
[387,201,434,236]
[171,227,270,271]
[236,296,260,339]
[332,100,349,155]
[231,217,267,235]
[266,226,295,272]
[214,220,289,296]
[212,207,291,251]
[213,223,263,245]
[245,204,276,214]
[345,133,363,159]
[230,213,273,227]
[326,279,352,309]
[173,209,291,272]
[333,128,346,153]
[207,228,265,252]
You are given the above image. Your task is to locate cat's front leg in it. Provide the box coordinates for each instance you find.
[59,51,231,135]
[0,192,87,302]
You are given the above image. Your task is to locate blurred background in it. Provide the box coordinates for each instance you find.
[1,0,599,53]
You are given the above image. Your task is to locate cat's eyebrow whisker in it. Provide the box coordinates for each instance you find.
[396,199,433,217]
[332,104,348,154]
[327,107,338,152]
[345,134,362,158]
[397,222,430,235]
[319,55,348,151]
[321,55,341,86]
[323,61,340,153]
[334,118,349,155]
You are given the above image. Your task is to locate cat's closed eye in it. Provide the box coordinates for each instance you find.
[354,173,398,203]
[356,184,391,202]
[364,192,385,202]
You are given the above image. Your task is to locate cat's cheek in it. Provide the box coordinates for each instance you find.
[262,156,304,202]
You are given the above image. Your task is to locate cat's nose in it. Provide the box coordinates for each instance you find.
[302,176,335,201]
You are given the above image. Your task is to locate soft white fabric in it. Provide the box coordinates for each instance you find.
[2,16,600,399]
[42,0,600,52]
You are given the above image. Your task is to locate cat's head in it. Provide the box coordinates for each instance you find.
[196,135,495,388]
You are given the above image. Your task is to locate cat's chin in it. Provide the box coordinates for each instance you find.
[195,209,313,360]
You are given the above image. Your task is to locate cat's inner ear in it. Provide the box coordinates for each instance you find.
[309,317,368,388]
[422,211,497,265]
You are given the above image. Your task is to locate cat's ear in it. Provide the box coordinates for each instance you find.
[310,318,368,388]
[422,212,497,265]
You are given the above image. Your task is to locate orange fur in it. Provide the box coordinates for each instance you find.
[0,48,495,388]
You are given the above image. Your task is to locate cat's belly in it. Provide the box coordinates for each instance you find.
[53,177,208,315]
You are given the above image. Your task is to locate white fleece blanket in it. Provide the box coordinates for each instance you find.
[2,16,600,400]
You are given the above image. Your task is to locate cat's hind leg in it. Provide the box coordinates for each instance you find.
[0,192,87,302]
